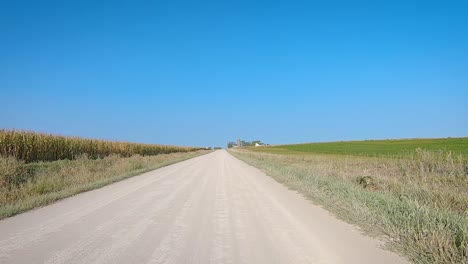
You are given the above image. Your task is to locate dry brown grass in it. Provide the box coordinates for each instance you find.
[0,150,210,219]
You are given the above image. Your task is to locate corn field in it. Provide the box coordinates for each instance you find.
[0,129,202,162]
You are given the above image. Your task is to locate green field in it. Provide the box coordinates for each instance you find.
[259,137,468,156]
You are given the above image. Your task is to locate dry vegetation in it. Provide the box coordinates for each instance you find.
[0,129,209,219]
[0,129,202,162]
[229,148,467,264]
[0,151,209,219]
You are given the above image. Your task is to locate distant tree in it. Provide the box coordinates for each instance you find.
[252,140,262,145]
[227,142,236,148]
[241,140,252,146]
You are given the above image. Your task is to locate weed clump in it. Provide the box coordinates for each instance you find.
[356,175,376,190]
[0,156,27,190]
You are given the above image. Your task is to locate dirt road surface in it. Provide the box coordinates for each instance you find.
[0,150,407,263]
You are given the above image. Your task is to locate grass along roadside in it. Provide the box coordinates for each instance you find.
[0,150,211,220]
[229,148,467,264]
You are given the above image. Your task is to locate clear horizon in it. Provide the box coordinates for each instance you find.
[2,1,467,148]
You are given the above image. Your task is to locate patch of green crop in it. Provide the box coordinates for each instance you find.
[265,138,468,157]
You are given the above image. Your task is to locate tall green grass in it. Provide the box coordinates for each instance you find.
[0,129,202,163]
[268,138,468,157]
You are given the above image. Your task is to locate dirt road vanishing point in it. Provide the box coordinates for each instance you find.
[0,150,407,263]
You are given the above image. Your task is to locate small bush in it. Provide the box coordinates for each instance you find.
[32,180,58,195]
[464,160,468,176]
[356,175,376,189]
[0,156,27,190]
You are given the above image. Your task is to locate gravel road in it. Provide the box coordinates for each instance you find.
[0,150,407,263]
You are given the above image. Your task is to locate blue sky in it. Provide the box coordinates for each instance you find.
[1,0,467,147]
